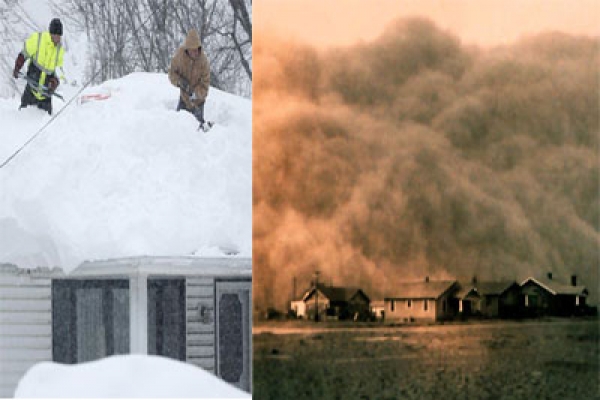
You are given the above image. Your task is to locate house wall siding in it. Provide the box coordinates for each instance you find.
[186,276,216,373]
[498,287,521,318]
[476,296,495,317]
[521,282,554,314]
[0,266,62,398]
[435,295,453,320]
[385,299,437,321]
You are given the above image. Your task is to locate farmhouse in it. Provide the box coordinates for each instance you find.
[520,274,588,316]
[302,284,370,320]
[456,280,521,318]
[384,279,458,322]
[0,256,252,396]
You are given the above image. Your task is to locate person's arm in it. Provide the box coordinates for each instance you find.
[168,50,185,88]
[192,54,210,106]
[13,32,38,78]
[13,53,25,78]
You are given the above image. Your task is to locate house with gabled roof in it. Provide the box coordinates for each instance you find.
[520,274,588,316]
[302,284,371,320]
[455,279,521,318]
[384,278,458,322]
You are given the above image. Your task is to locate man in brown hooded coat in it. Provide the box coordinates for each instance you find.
[168,29,210,128]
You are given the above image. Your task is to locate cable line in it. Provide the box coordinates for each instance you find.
[0,4,168,170]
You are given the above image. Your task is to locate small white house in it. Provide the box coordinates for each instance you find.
[384,280,458,322]
[290,300,307,318]
[0,256,252,396]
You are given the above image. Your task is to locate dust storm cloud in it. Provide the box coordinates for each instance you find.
[253,18,599,312]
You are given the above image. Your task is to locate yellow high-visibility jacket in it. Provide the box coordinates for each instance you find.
[22,31,65,100]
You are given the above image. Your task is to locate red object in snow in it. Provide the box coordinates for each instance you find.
[80,93,111,104]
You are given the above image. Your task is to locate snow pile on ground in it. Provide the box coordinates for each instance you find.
[14,354,250,398]
[0,72,251,271]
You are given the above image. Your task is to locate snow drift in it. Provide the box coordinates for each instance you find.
[14,354,250,398]
[0,72,251,271]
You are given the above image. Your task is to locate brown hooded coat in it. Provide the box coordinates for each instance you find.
[168,30,210,110]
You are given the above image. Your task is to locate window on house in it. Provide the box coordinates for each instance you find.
[391,300,395,312]
[407,299,412,308]
[424,299,428,311]
[52,279,130,364]
[215,279,252,392]
[147,279,186,361]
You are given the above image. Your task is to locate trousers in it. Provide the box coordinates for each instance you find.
[176,98,204,123]
[20,85,52,115]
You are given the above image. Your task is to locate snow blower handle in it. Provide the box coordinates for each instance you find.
[17,72,65,101]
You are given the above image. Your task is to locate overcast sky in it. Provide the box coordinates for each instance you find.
[256,0,599,48]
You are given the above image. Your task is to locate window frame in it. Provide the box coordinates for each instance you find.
[52,279,130,364]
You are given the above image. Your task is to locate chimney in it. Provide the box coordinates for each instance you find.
[571,275,577,287]
[425,276,429,283]
[547,272,553,280]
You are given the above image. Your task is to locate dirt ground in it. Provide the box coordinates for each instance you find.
[253,319,599,400]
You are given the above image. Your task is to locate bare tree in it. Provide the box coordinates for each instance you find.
[50,0,252,97]
[0,0,43,97]
[228,0,251,80]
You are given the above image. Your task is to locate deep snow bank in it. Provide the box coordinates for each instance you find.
[14,354,250,398]
[0,73,251,271]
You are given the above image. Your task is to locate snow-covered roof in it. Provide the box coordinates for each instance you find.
[68,256,251,278]
[1,72,251,273]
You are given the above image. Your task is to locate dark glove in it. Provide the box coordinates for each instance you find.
[13,53,25,79]
[47,76,59,93]
[179,77,191,95]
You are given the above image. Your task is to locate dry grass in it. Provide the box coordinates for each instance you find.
[253,319,599,399]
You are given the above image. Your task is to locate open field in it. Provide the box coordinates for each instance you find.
[253,319,599,399]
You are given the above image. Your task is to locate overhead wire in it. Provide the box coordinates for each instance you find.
[0,3,169,170]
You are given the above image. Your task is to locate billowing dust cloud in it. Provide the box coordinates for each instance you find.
[253,18,599,312]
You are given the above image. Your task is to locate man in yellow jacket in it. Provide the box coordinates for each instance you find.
[168,29,211,129]
[13,18,65,115]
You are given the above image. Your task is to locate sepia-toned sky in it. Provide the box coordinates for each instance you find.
[253,0,600,311]
[256,0,600,47]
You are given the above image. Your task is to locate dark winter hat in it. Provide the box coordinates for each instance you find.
[49,18,63,36]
